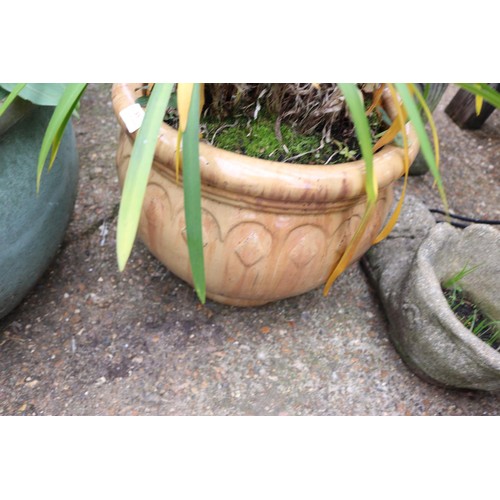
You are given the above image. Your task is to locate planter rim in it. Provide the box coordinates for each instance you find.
[112,83,419,207]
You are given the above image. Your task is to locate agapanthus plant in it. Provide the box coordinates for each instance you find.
[2,82,499,304]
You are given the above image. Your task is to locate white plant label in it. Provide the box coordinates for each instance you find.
[119,103,145,133]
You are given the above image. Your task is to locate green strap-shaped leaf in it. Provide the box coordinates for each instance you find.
[46,84,88,172]
[323,83,378,295]
[338,84,376,200]
[456,83,500,109]
[0,83,26,116]
[182,83,206,303]
[36,83,87,190]
[116,83,174,271]
[0,83,67,106]
[395,83,448,212]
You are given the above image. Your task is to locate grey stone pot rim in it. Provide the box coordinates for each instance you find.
[412,223,500,371]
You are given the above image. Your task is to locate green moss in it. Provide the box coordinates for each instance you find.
[202,115,360,165]
[149,86,387,165]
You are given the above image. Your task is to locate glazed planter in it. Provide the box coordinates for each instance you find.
[0,99,79,319]
[363,196,500,391]
[112,83,419,306]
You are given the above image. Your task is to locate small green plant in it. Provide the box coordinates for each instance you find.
[442,263,481,301]
[442,265,500,350]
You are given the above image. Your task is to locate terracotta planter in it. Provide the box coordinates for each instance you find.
[112,83,419,306]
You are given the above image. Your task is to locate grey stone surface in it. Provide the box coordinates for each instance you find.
[364,197,500,390]
[0,84,499,415]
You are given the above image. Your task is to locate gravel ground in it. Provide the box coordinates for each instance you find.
[0,84,499,415]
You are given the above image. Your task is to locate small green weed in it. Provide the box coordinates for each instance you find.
[442,264,500,350]
[442,263,481,290]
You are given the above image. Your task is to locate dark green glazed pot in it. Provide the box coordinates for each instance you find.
[0,101,79,319]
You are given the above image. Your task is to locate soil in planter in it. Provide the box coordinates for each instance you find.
[443,287,500,350]
[138,83,388,166]
[200,114,370,165]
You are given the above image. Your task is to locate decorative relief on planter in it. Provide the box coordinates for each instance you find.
[229,222,273,268]
[144,183,173,226]
[117,132,397,305]
[286,225,326,268]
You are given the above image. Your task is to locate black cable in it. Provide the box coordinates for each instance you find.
[438,221,470,229]
[429,208,500,226]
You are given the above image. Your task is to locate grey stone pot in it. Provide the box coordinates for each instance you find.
[363,196,500,391]
[0,101,79,319]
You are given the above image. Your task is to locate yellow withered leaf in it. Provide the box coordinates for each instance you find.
[176,84,196,182]
[372,94,408,154]
[177,83,195,133]
[323,83,378,296]
[373,83,410,244]
[476,95,484,116]
[199,83,205,116]
[365,84,384,116]
[323,201,377,295]
[372,118,403,153]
